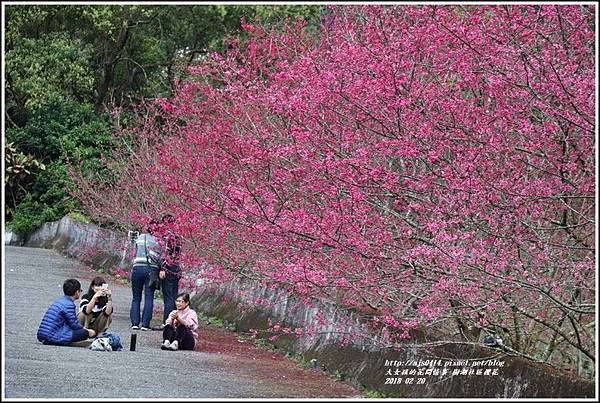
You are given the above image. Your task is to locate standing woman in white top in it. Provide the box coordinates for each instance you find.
[129,219,162,330]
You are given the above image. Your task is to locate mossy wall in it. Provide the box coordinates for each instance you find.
[191,279,595,398]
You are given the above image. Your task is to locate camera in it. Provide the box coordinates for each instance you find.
[128,230,140,245]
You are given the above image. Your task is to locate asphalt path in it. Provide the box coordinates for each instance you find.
[3,246,362,399]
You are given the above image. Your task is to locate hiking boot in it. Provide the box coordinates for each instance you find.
[168,340,179,351]
[161,340,171,350]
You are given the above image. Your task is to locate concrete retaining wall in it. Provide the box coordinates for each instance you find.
[5,216,595,398]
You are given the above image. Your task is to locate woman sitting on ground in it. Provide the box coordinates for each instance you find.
[78,276,113,334]
[161,292,198,351]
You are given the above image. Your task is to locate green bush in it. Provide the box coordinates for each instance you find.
[208,316,225,327]
[7,193,64,234]
[5,100,112,233]
[364,389,386,398]
[254,338,277,352]
[67,211,92,223]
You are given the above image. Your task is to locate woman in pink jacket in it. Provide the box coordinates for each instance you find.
[161,292,198,351]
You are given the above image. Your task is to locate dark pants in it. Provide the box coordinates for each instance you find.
[161,271,179,323]
[71,328,90,342]
[41,329,89,346]
[130,265,156,328]
[162,324,195,350]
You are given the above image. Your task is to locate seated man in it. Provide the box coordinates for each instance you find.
[37,278,96,346]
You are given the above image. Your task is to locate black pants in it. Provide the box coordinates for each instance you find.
[162,324,195,350]
[42,328,89,346]
[161,271,179,323]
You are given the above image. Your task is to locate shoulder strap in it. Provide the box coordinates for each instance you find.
[144,234,151,266]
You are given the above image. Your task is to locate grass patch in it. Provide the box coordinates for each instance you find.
[364,388,386,398]
[208,316,225,327]
[197,311,233,329]
[286,352,319,369]
[68,212,92,223]
[236,334,251,343]
[254,337,277,352]
[197,311,209,323]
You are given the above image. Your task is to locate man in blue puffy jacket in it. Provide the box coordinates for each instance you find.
[37,279,96,345]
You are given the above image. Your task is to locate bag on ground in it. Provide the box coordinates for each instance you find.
[90,338,112,351]
[93,332,123,351]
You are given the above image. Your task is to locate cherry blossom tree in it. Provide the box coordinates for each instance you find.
[71,5,595,375]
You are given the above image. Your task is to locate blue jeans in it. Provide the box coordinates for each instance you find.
[130,265,156,327]
[161,271,179,323]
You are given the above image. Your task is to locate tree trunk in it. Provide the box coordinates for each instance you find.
[95,19,131,113]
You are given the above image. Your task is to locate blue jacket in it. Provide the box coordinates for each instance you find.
[37,295,85,345]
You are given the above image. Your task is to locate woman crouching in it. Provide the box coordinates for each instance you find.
[78,276,113,334]
[161,292,198,351]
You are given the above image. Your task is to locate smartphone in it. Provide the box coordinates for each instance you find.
[101,283,108,290]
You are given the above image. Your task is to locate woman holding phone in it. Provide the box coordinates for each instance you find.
[78,276,114,334]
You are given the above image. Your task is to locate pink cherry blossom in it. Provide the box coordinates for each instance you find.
[70,5,595,373]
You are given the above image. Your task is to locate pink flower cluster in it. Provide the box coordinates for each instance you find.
[70,5,595,365]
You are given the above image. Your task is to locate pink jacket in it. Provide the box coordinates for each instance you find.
[166,306,198,340]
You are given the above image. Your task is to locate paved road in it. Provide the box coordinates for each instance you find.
[3,246,362,399]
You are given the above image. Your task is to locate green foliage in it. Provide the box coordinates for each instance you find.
[236,334,251,343]
[364,389,386,398]
[208,316,225,327]
[32,161,69,206]
[6,4,326,115]
[196,311,209,323]
[5,100,111,232]
[7,193,65,234]
[6,100,111,160]
[4,142,46,208]
[254,338,277,352]
[252,4,325,30]
[288,353,313,368]
[284,352,322,371]
[197,311,229,328]
[67,212,92,223]
[5,33,95,115]
[4,4,326,232]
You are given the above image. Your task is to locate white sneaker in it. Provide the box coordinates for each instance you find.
[161,340,171,350]
[168,340,178,351]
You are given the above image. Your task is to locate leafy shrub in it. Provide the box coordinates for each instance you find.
[5,100,112,233]
[7,193,64,234]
